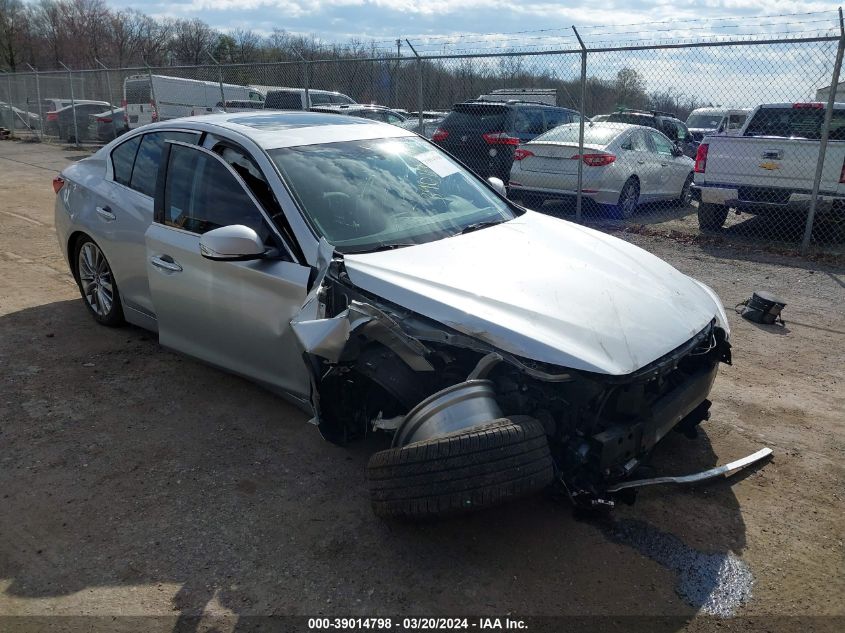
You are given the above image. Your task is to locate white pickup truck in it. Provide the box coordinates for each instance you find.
[691,102,845,229]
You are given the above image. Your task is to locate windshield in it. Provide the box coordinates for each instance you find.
[686,112,724,128]
[269,136,517,253]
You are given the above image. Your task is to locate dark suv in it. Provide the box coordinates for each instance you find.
[432,100,581,182]
[604,109,698,158]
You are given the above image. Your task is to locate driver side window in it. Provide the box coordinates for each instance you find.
[161,144,271,243]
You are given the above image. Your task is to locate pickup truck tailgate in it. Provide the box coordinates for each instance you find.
[702,136,845,193]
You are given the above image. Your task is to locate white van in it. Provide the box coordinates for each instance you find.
[123,75,264,129]
[254,86,356,110]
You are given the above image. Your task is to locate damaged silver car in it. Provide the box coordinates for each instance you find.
[54,112,738,518]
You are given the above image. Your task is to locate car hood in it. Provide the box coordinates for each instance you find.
[343,211,721,375]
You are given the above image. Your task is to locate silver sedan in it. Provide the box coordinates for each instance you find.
[53,112,731,519]
[508,122,695,217]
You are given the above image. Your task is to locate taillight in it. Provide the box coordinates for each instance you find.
[513,148,534,161]
[52,176,65,194]
[482,131,520,146]
[120,99,127,108]
[432,128,448,142]
[792,102,824,109]
[96,117,112,123]
[695,143,709,173]
[571,153,616,166]
[46,111,58,121]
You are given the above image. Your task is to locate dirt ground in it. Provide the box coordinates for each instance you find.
[1,139,843,632]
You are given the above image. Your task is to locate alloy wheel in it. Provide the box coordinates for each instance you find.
[78,242,114,316]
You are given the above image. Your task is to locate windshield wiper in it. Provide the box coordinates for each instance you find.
[455,219,507,236]
[348,242,419,254]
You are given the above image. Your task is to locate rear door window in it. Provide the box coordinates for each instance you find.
[442,105,508,131]
[265,91,302,109]
[309,93,334,106]
[543,109,575,130]
[111,135,141,186]
[125,80,151,104]
[513,108,545,135]
[130,131,200,197]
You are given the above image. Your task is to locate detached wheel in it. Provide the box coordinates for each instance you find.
[698,202,728,231]
[367,417,554,519]
[610,177,639,219]
[75,238,124,326]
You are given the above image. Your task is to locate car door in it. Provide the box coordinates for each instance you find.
[95,130,200,320]
[645,130,681,198]
[144,141,312,398]
[622,129,659,199]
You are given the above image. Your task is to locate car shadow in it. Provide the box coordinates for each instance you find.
[0,299,751,631]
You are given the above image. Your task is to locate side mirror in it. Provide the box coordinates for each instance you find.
[685,134,694,143]
[487,176,506,196]
[199,225,265,261]
[671,144,684,157]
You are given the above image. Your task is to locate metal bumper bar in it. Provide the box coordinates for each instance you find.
[606,447,773,493]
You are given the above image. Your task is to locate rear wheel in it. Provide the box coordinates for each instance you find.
[679,173,694,207]
[609,178,639,219]
[367,416,554,519]
[697,203,729,231]
[74,238,124,326]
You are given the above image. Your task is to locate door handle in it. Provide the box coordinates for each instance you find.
[150,255,183,273]
[762,150,783,159]
[660,163,669,167]
[96,205,115,221]
[637,159,646,164]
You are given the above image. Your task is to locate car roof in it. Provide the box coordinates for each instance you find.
[142,111,415,149]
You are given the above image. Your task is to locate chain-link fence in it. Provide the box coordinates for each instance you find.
[2,28,844,252]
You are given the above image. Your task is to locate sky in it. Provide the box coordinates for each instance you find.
[109,0,842,52]
[102,0,843,106]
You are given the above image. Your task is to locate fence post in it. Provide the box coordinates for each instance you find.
[802,8,845,253]
[58,62,80,147]
[405,40,424,134]
[26,64,43,140]
[207,51,226,112]
[146,63,158,122]
[295,51,310,108]
[95,59,118,139]
[573,26,588,223]
[3,71,13,133]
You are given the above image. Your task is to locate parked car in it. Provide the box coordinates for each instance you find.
[693,102,845,230]
[39,97,106,113]
[0,101,41,130]
[605,109,698,158]
[310,104,406,124]
[124,74,264,129]
[88,107,127,142]
[54,111,733,518]
[397,111,448,138]
[432,100,582,182]
[508,122,695,217]
[686,107,750,141]
[261,87,356,110]
[45,101,111,141]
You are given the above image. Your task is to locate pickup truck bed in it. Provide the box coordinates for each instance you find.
[691,103,845,229]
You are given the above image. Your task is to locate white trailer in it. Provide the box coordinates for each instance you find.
[123,74,264,129]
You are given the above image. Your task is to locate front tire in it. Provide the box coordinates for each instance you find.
[367,417,554,519]
[698,202,729,231]
[75,238,124,326]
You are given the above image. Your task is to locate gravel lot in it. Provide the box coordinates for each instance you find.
[1,139,843,632]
